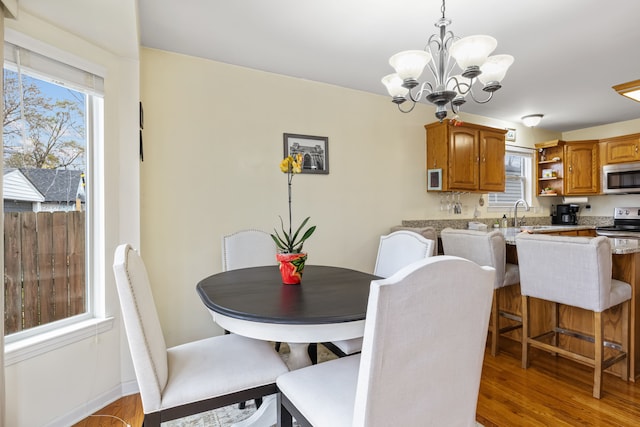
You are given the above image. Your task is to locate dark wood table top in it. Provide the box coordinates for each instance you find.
[196,265,379,325]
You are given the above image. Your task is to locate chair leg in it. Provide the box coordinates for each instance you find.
[621,301,630,382]
[308,342,318,364]
[143,412,161,427]
[521,295,530,369]
[277,393,294,427]
[593,311,603,399]
[551,301,559,357]
[491,289,500,356]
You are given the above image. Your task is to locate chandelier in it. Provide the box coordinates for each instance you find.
[381,0,514,121]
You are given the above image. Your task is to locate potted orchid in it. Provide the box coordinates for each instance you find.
[271,153,316,284]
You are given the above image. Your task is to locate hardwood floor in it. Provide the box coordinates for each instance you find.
[75,341,640,427]
[72,393,143,427]
[477,339,640,426]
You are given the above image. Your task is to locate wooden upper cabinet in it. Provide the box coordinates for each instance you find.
[448,127,479,190]
[564,140,599,195]
[425,120,506,192]
[535,140,565,196]
[601,133,640,164]
[479,130,507,192]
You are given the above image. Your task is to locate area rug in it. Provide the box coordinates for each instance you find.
[162,401,261,427]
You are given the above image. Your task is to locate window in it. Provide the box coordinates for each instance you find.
[3,40,104,344]
[487,146,533,208]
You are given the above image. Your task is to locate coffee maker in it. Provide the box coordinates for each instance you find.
[551,204,579,225]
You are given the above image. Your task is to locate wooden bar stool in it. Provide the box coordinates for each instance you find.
[440,228,521,356]
[515,233,631,399]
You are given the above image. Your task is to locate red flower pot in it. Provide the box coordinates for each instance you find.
[276,252,307,285]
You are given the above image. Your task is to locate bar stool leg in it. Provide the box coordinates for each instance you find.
[593,311,603,399]
[491,289,500,356]
[551,301,558,357]
[621,301,630,382]
[521,295,530,369]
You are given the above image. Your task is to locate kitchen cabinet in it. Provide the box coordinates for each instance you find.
[535,139,599,196]
[425,120,506,192]
[601,133,640,164]
[565,140,599,194]
[535,140,565,196]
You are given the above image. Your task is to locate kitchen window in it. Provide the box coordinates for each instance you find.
[3,39,108,361]
[487,146,533,208]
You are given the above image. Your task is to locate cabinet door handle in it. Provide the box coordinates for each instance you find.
[569,165,573,173]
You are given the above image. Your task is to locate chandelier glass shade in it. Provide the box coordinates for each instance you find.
[382,0,514,121]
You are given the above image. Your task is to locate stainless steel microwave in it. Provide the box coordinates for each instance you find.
[602,161,640,194]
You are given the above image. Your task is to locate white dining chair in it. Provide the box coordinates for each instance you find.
[440,227,521,356]
[222,229,277,271]
[277,255,495,427]
[324,230,435,358]
[113,244,289,426]
[390,225,438,256]
[515,233,631,399]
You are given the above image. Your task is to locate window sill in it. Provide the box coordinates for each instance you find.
[4,317,114,366]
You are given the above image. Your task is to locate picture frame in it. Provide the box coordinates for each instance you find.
[427,168,442,191]
[506,128,516,142]
[283,133,329,174]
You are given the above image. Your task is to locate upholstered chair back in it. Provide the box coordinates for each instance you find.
[113,244,168,413]
[354,256,495,426]
[440,228,508,289]
[373,230,435,278]
[222,229,277,271]
[515,234,618,312]
[390,226,438,256]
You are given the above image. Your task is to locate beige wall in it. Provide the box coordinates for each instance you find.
[140,48,560,345]
[563,117,640,141]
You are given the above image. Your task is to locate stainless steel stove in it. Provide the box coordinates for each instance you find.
[596,207,640,238]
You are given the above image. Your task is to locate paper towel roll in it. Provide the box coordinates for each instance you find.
[562,197,589,204]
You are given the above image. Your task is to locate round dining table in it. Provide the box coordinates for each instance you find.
[196,264,379,369]
[196,264,379,427]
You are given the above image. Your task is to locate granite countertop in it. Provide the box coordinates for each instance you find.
[497,225,593,244]
[401,218,640,255]
[497,226,639,255]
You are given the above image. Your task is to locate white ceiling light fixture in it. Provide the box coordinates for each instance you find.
[613,79,640,102]
[522,114,544,127]
[381,0,514,121]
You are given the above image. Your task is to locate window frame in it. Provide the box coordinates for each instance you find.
[487,145,534,210]
[3,33,111,364]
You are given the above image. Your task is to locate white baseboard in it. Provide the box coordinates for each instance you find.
[44,380,140,427]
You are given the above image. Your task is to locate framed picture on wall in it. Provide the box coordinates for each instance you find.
[283,133,329,174]
[506,128,516,142]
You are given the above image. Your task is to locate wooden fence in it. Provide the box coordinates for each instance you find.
[4,211,86,335]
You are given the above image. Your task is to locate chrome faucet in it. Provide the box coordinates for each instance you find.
[513,199,530,227]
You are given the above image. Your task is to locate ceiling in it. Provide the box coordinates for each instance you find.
[18,0,640,133]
